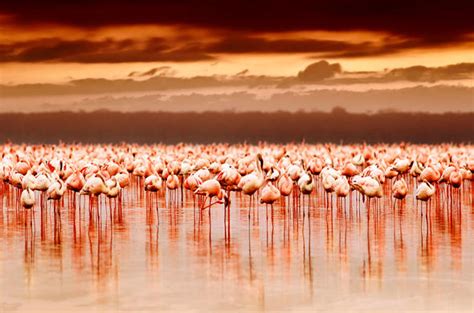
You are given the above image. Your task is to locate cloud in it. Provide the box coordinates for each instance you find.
[1,1,472,43]
[0,1,472,65]
[0,30,471,65]
[205,36,367,54]
[0,38,214,63]
[0,76,254,97]
[0,36,398,64]
[235,69,249,76]
[383,63,474,82]
[204,35,473,59]
[297,61,342,81]
[1,62,472,97]
[128,66,174,78]
[3,34,470,64]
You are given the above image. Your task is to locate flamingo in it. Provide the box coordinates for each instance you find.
[322,171,337,207]
[184,173,202,192]
[106,177,121,198]
[415,181,436,202]
[260,181,281,205]
[34,172,50,192]
[195,167,212,182]
[47,175,66,201]
[334,176,350,209]
[0,142,471,234]
[298,170,314,209]
[409,160,424,177]
[217,163,241,191]
[260,180,281,220]
[341,162,360,178]
[105,177,121,219]
[420,166,440,183]
[21,187,35,209]
[15,159,31,175]
[194,179,229,218]
[115,170,131,189]
[449,170,462,188]
[415,180,436,219]
[144,173,163,208]
[277,172,293,197]
[33,172,50,208]
[66,170,85,192]
[145,174,163,192]
[351,176,383,208]
[9,170,23,189]
[448,170,462,207]
[46,175,66,214]
[166,172,180,204]
[22,170,36,190]
[439,165,456,184]
[287,162,303,183]
[80,173,108,215]
[392,177,408,209]
[238,154,265,206]
[390,158,411,175]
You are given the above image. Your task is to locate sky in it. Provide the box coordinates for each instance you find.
[0,1,473,113]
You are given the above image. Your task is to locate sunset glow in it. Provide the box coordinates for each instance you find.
[1,2,472,88]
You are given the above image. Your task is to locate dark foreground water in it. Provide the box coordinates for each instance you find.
[0,183,473,312]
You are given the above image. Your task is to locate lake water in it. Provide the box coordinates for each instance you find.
[1,182,473,312]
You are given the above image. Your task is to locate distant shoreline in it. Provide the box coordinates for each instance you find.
[1,110,472,144]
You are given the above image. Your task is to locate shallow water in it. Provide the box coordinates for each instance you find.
[0,182,473,312]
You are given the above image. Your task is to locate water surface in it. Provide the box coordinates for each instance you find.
[0,183,473,312]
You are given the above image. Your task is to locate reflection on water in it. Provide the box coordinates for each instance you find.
[0,180,473,312]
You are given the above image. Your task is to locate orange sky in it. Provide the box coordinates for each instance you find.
[0,1,473,115]
[1,1,473,84]
[1,48,473,84]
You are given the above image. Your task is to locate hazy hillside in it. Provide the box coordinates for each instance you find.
[1,85,472,114]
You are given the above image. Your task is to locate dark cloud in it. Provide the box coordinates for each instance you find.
[205,36,368,54]
[140,66,170,77]
[297,61,342,81]
[128,66,173,78]
[203,35,472,59]
[235,69,249,76]
[324,63,474,84]
[0,38,214,63]
[0,2,472,65]
[0,33,471,64]
[0,76,271,97]
[0,36,399,63]
[0,36,403,64]
[315,36,473,59]
[383,63,474,82]
[1,1,472,43]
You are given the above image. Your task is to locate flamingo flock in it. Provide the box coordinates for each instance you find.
[0,143,472,228]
